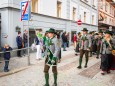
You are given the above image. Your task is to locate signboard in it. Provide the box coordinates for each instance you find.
[77,20,82,25]
[21,1,31,21]
[2,33,8,38]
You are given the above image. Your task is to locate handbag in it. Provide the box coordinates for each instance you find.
[22,42,24,48]
[106,39,115,56]
[31,43,36,51]
[112,50,115,56]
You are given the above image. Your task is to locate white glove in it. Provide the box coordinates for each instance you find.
[87,48,90,51]
[51,60,55,64]
[79,48,81,50]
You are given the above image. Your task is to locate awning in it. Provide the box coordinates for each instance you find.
[99,23,115,30]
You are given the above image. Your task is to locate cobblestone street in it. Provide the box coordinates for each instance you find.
[0,46,115,86]
[0,0,115,86]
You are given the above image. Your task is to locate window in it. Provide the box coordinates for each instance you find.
[92,0,95,6]
[84,12,86,23]
[73,7,76,20]
[110,6,114,15]
[112,7,114,16]
[110,18,111,24]
[105,16,107,23]
[112,19,114,25]
[32,0,38,13]
[110,6,111,14]
[92,15,94,25]
[84,0,88,3]
[105,3,108,12]
[57,1,62,18]
[110,18,112,25]
[79,15,81,20]
[100,0,103,9]
[114,10,115,17]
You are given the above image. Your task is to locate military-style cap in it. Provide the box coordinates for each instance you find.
[104,30,113,35]
[95,33,99,35]
[47,28,56,34]
[98,30,103,33]
[89,31,93,34]
[82,28,88,31]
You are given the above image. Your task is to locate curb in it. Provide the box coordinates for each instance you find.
[0,66,30,77]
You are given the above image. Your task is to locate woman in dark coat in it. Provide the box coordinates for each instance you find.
[92,33,98,54]
[56,32,62,63]
[16,31,22,57]
[100,31,113,75]
[62,32,67,51]
[110,35,115,70]
[110,54,115,70]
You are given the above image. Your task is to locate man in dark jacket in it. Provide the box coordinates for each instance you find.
[62,32,67,51]
[23,30,28,55]
[16,31,22,57]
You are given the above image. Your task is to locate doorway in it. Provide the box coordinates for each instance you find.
[29,29,36,46]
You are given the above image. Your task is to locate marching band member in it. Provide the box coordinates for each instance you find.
[44,28,60,86]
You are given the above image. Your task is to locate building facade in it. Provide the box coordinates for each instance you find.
[0,0,98,48]
[98,0,115,32]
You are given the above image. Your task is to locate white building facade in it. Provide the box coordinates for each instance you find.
[0,0,98,48]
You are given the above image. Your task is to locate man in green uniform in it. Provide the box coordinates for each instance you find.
[77,28,91,69]
[89,31,93,57]
[44,28,60,86]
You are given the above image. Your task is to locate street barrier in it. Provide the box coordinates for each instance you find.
[0,47,32,72]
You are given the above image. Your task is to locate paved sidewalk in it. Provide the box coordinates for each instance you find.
[0,46,115,86]
[0,46,74,76]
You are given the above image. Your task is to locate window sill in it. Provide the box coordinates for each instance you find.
[92,5,96,8]
[84,0,88,3]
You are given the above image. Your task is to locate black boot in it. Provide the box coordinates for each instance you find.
[96,57,99,59]
[77,57,82,69]
[77,66,82,69]
[85,56,88,68]
[84,65,87,68]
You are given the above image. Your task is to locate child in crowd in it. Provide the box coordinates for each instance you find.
[2,44,12,72]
